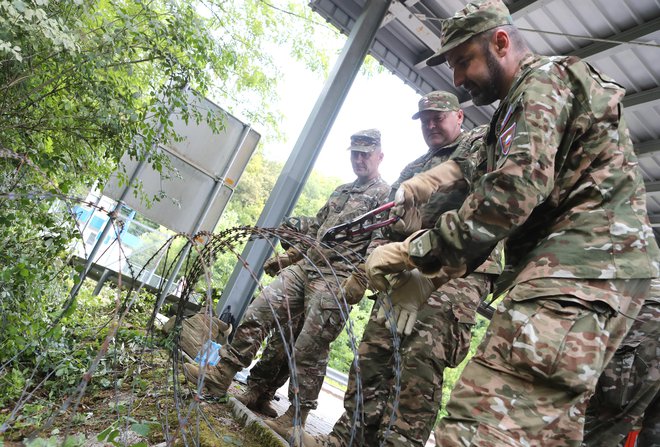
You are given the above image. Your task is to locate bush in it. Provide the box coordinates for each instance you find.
[328,298,374,373]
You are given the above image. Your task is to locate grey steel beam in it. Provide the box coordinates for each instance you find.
[388,1,441,50]
[217,0,394,323]
[636,139,660,157]
[570,17,660,59]
[645,181,660,193]
[508,0,551,17]
[623,86,660,110]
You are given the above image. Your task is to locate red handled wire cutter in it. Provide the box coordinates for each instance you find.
[321,201,399,243]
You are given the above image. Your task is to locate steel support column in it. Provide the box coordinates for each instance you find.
[217,0,393,322]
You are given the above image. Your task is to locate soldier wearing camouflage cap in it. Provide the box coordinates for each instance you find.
[411,90,460,119]
[347,128,381,151]
[362,0,659,445]
[296,93,502,447]
[184,129,390,437]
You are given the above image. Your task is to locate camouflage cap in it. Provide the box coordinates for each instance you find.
[427,0,514,66]
[412,91,460,119]
[347,129,381,152]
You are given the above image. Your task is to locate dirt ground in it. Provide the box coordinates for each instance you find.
[0,349,283,447]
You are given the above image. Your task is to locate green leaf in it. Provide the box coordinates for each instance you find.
[130,423,152,437]
[97,427,119,443]
[12,0,27,13]
[62,434,85,447]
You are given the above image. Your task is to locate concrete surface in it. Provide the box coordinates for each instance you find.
[234,377,436,447]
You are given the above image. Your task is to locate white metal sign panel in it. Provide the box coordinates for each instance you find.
[103,92,260,234]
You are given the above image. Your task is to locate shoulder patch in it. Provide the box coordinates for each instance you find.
[499,103,516,130]
[499,123,516,156]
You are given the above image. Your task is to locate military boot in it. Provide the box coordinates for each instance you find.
[235,387,278,418]
[286,428,333,447]
[264,404,310,438]
[182,362,238,398]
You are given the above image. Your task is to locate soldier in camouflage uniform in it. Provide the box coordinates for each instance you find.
[362,1,660,445]
[583,276,660,447]
[234,313,305,418]
[183,129,390,437]
[301,92,502,447]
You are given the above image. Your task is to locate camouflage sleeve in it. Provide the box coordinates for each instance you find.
[449,125,489,189]
[365,180,393,256]
[307,191,336,239]
[420,187,469,228]
[411,69,573,274]
[419,126,488,228]
[282,216,313,235]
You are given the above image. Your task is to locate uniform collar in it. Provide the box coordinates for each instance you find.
[428,132,463,157]
[352,175,383,191]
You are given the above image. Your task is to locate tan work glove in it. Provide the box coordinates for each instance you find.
[387,269,437,336]
[307,245,335,266]
[390,185,423,236]
[391,161,464,232]
[375,295,396,330]
[340,266,368,305]
[263,248,303,276]
[216,320,233,344]
[364,232,425,291]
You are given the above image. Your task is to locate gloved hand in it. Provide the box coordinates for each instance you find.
[307,245,334,266]
[279,217,305,250]
[263,248,303,276]
[387,269,437,336]
[364,234,423,291]
[281,216,304,232]
[217,320,233,344]
[375,295,396,329]
[390,186,423,235]
[391,161,464,231]
[340,266,368,305]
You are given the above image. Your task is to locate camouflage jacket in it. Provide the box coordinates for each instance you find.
[419,54,659,298]
[296,176,390,277]
[386,128,502,276]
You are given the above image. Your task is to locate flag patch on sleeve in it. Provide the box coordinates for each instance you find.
[499,123,516,155]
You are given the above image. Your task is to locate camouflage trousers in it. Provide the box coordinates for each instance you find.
[583,295,660,447]
[330,273,492,447]
[435,278,649,447]
[246,313,305,401]
[637,393,660,447]
[220,264,350,409]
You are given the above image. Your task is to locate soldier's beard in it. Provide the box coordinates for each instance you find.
[469,50,505,106]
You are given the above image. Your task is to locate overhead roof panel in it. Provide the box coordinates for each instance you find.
[310,0,660,228]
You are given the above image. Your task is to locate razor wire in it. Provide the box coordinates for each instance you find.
[0,148,410,447]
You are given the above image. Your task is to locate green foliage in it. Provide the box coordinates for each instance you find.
[0,0,341,417]
[0,0,372,440]
[206,148,342,288]
[293,170,343,218]
[227,150,284,227]
[328,298,374,373]
[97,418,157,447]
[24,433,86,447]
[0,367,26,405]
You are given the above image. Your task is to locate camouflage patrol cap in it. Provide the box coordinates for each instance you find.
[427,0,514,66]
[347,129,381,152]
[412,91,460,120]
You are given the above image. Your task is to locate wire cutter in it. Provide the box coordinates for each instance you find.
[321,201,399,243]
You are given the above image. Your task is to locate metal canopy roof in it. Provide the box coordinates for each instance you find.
[310,0,660,240]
